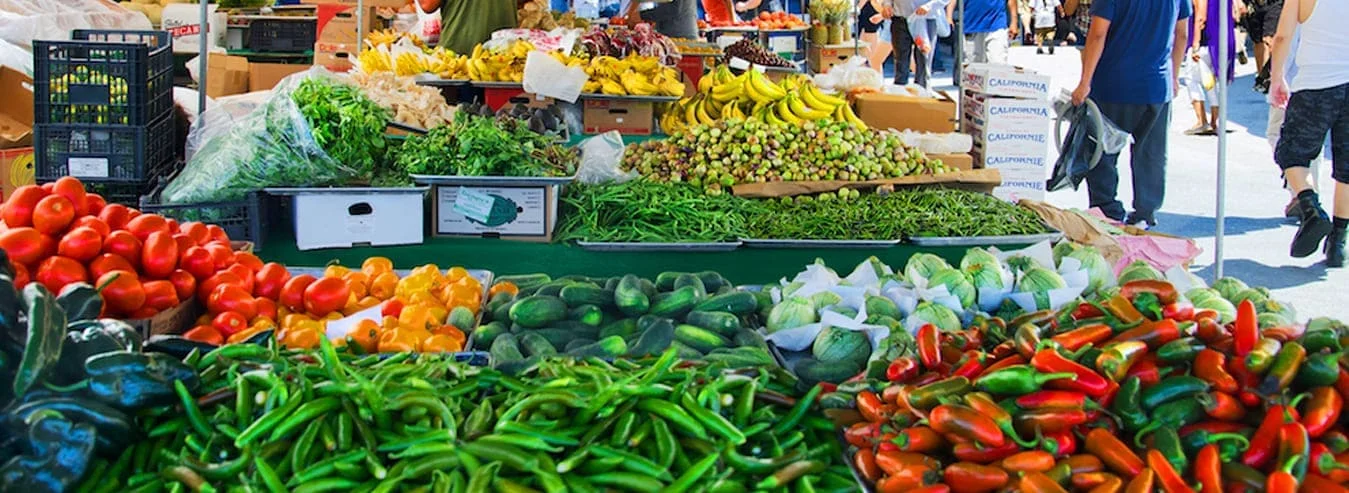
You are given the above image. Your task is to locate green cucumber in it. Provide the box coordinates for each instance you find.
[473,321,508,348]
[670,341,704,359]
[490,299,517,324]
[564,336,628,359]
[795,358,863,386]
[518,333,557,358]
[564,339,596,352]
[489,334,525,365]
[568,304,604,327]
[654,272,687,291]
[560,285,611,308]
[530,329,578,350]
[732,328,770,352]
[614,275,650,317]
[496,274,551,291]
[672,274,707,299]
[692,291,758,315]
[684,311,741,336]
[696,271,729,292]
[673,324,729,353]
[627,318,675,357]
[599,318,640,340]
[509,295,568,328]
[650,286,700,319]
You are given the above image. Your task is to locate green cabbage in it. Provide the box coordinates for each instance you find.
[1212,277,1249,302]
[928,268,976,309]
[1065,246,1112,295]
[1185,288,1221,304]
[908,301,961,332]
[961,248,1007,291]
[830,306,859,319]
[813,326,871,368]
[1017,266,1068,310]
[1258,312,1290,329]
[1117,260,1163,285]
[865,295,901,320]
[1052,241,1080,265]
[810,291,843,311]
[1193,295,1237,324]
[905,253,952,283]
[1232,287,1271,307]
[766,297,818,333]
[1257,298,1296,324]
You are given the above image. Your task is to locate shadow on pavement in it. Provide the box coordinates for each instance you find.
[1223,73,1270,140]
[1152,212,1289,239]
[1192,258,1327,289]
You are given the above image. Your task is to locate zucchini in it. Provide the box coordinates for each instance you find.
[489,334,525,365]
[474,321,508,348]
[670,341,704,359]
[692,291,758,315]
[509,295,568,328]
[564,336,628,359]
[496,274,551,291]
[559,284,611,308]
[564,339,596,352]
[654,271,687,291]
[598,318,640,340]
[627,318,675,357]
[568,304,604,327]
[684,311,741,336]
[650,286,700,319]
[673,274,707,299]
[696,271,729,292]
[518,333,557,357]
[673,324,729,353]
[614,275,650,317]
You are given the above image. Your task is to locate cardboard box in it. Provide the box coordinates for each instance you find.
[0,67,33,149]
[962,63,1053,100]
[314,42,356,72]
[129,298,202,338]
[432,184,560,242]
[928,152,974,171]
[961,90,1053,133]
[852,91,957,133]
[275,187,427,250]
[971,149,1052,171]
[207,53,250,98]
[993,167,1048,202]
[316,4,390,45]
[0,147,34,202]
[969,125,1052,159]
[582,98,655,135]
[249,62,309,92]
[163,4,227,54]
[808,44,865,74]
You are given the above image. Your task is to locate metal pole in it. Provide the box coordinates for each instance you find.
[197,0,208,116]
[954,0,964,83]
[1214,0,1230,278]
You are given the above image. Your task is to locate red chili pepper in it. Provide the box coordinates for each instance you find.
[1124,355,1168,387]
[1322,431,1349,453]
[854,448,883,483]
[1277,422,1310,482]
[943,462,1011,492]
[917,324,941,369]
[1147,449,1195,493]
[930,404,1006,448]
[1041,429,1077,457]
[1179,420,1250,437]
[1097,379,1121,410]
[1108,318,1182,348]
[953,440,1020,464]
[1301,386,1343,439]
[1032,347,1110,398]
[1018,471,1070,493]
[913,371,946,386]
[1194,349,1240,394]
[1233,299,1258,357]
[1160,301,1194,321]
[1195,316,1227,343]
[893,425,947,453]
[1096,341,1149,381]
[1243,404,1298,469]
[1014,390,1101,411]
[964,392,1036,448]
[1050,324,1114,352]
[1308,443,1349,483]
[952,351,986,380]
[1265,456,1301,493]
[908,486,951,493]
[989,340,1017,359]
[978,354,1028,378]
[1070,472,1115,490]
[1015,408,1091,434]
[875,450,940,474]
[1300,474,1349,493]
[1119,280,1179,305]
[1197,391,1248,422]
[858,390,894,423]
[1086,427,1144,478]
[1195,444,1223,493]
[845,421,881,448]
[1073,302,1104,320]
[1015,324,1045,360]
[887,356,921,383]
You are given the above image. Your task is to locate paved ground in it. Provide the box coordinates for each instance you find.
[923,45,1347,322]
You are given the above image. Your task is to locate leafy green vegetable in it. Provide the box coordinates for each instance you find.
[396,113,577,177]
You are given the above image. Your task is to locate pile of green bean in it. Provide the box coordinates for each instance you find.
[744,189,1051,240]
[79,342,856,492]
[555,180,756,243]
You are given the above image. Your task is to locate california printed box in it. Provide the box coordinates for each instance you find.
[961,90,1052,133]
[971,151,1051,172]
[969,124,1052,159]
[962,63,1053,100]
[993,167,1048,202]
[266,187,427,250]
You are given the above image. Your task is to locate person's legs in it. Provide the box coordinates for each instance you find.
[1188,100,1210,134]
[1086,101,1143,222]
[1276,86,1341,258]
[861,31,882,68]
[969,32,989,64]
[891,19,914,85]
[986,28,1009,64]
[1325,83,1349,266]
[1128,103,1170,225]
[914,19,934,87]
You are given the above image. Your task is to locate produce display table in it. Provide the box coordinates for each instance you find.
[260,229,993,284]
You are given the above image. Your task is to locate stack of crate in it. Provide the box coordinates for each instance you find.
[32,30,177,205]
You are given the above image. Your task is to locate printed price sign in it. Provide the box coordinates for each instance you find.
[452,187,496,223]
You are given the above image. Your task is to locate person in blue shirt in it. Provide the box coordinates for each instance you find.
[964,0,1020,63]
[1071,0,1192,228]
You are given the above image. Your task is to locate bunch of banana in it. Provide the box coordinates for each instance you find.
[357,49,394,74]
[582,55,685,96]
[393,51,432,76]
[465,41,576,82]
[365,29,423,49]
[428,48,470,79]
[671,65,866,129]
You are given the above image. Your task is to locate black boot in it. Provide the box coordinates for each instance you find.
[1328,227,1347,268]
[1291,192,1331,258]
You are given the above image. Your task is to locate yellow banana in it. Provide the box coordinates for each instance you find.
[601,78,627,95]
[711,80,744,102]
[698,73,715,93]
[685,95,702,123]
[800,84,841,111]
[744,76,775,105]
[808,84,848,107]
[762,106,786,126]
[836,103,868,130]
[787,93,831,121]
[749,70,787,100]
[775,100,803,125]
[695,99,715,125]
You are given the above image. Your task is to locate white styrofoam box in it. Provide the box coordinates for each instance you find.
[962,63,1053,100]
[973,150,1053,172]
[962,90,1053,133]
[163,4,227,54]
[268,187,427,250]
[993,168,1048,202]
[969,125,1052,159]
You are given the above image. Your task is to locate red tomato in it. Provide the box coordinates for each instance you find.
[303,277,349,318]
[98,204,132,231]
[102,230,142,269]
[179,222,209,245]
[381,298,404,318]
[140,232,178,279]
[84,194,106,217]
[208,284,257,320]
[51,177,87,216]
[0,227,45,265]
[280,274,317,312]
[171,233,194,253]
[57,227,102,262]
[255,297,278,321]
[224,263,254,295]
[125,214,170,242]
[253,263,291,300]
[198,271,245,302]
[12,263,29,287]
[206,224,229,243]
[164,218,179,233]
[1,185,47,227]
[37,234,57,258]
[168,269,196,301]
[88,253,135,280]
[203,242,235,270]
[183,325,224,345]
[71,217,110,238]
[234,252,263,273]
[179,246,215,280]
[32,195,75,235]
[142,280,179,311]
[128,307,158,319]
[212,311,249,337]
[40,183,54,193]
[35,256,87,293]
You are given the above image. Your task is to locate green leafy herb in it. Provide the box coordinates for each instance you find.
[396,113,577,177]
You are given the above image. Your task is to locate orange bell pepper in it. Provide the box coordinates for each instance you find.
[369,272,398,300]
[399,304,436,332]
[489,281,518,298]
[281,326,321,349]
[361,257,393,278]
[324,264,351,279]
[183,325,224,345]
[422,334,463,353]
[378,329,420,352]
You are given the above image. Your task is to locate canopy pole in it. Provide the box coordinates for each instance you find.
[197,0,208,116]
[1214,0,1230,279]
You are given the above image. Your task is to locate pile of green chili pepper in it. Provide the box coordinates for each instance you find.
[80,339,855,492]
[556,180,758,243]
[744,189,1051,240]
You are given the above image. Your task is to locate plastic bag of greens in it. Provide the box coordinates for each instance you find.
[163,68,386,204]
[576,131,636,184]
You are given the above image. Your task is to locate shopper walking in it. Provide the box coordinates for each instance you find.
[1071,0,1191,228]
[1197,0,1236,131]
[885,0,950,86]
[436,0,516,55]
[1270,0,1349,266]
[1030,0,1061,54]
[625,0,700,38]
[859,0,892,69]
[963,0,1019,64]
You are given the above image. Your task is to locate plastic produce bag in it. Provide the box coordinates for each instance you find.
[575,131,634,184]
[1047,93,1131,192]
[811,56,881,93]
[163,67,365,204]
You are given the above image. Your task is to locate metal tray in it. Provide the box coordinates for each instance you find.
[471,81,525,88]
[579,93,681,102]
[264,186,428,195]
[740,238,900,249]
[414,77,470,87]
[410,174,576,186]
[707,26,760,32]
[575,241,743,252]
[760,27,810,33]
[906,231,1064,247]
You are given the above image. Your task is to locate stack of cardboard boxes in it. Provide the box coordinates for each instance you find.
[961,64,1054,202]
[307,0,400,72]
[0,67,34,201]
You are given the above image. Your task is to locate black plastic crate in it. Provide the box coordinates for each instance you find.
[35,112,177,183]
[249,19,317,53]
[85,182,155,208]
[34,30,174,126]
[139,189,269,249]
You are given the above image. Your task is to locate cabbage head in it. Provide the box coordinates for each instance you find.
[865,295,901,320]
[1258,312,1290,329]
[1232,287,1271,307]
[810,291,843,311]
[961,248,1008,291]
[766,297,818,333]
[1185,288,1221,304]
[908,301,961,332]
[1017,266,1068,310]
[1117,260,1163,284]
[928,268,976,309]
[1052,241,1080,265]
[1212,277,1249,302]
[905,253,952,284]
[1307,317,1348,333]
[1066,246,1112,295]
[1193,295,1237,324]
